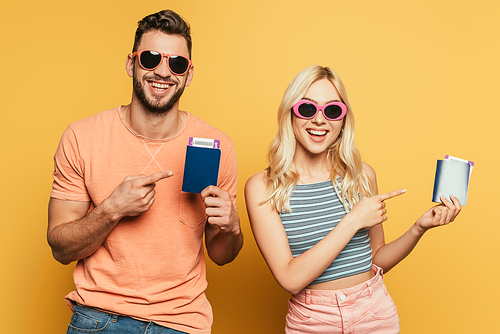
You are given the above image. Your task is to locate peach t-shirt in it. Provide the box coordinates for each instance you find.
[51,107,238,333]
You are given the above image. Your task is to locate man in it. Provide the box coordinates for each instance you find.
[47,10,243,334]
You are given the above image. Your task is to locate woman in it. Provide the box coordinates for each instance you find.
[244,65,461,333]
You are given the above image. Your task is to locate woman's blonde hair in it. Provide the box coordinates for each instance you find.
[265,65,372,212]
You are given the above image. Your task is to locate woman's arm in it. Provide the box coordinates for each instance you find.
[245,172,356,294]
[367,165,462,273]
[245,170,405,294]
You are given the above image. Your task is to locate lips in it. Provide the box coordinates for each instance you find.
[306,128,329,143]
[147,80,174,94]
[307,129,327,136]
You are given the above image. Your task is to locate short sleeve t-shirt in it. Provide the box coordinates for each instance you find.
[51,106,238,333]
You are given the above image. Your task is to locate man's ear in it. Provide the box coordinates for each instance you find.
[185,65,194,87]
[126,54,134,78]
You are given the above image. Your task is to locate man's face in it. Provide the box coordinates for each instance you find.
[127,31,193,114]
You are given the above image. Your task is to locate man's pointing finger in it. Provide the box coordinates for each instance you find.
[141,170,174,186]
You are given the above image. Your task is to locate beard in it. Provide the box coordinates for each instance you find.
[133,69,186,115]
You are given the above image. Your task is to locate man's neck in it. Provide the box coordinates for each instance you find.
[121,100,187,140]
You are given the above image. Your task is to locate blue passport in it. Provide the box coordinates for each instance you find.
[432,155,473,206]
[182,145,221,194]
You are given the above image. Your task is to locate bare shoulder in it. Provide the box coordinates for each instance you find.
[362,162,375,174]
[362,162,377,181]
[245,170,273,210]
[361,162,379,195]
[245,170,268,193]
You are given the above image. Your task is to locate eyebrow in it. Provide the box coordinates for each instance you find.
[302,97,342,104]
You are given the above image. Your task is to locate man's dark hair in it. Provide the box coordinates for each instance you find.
[133,10,192,58]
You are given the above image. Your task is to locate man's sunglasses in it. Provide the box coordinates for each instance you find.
[132,50,192,75]
[292,100,347,121]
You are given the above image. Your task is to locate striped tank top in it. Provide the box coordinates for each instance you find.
[279,180,372,284]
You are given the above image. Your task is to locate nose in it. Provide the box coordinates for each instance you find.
[153,56,172,78]
[312,108,326,124]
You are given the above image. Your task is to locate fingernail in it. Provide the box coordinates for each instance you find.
[402,189,407,193]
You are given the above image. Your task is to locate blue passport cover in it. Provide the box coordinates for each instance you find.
[182,146,221,193]
[432,159,471,206]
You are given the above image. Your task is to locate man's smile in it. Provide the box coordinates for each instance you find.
[147,80,173,94]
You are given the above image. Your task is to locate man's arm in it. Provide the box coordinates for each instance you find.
[47,198,120,264]
[202,186,243,266]
[47,170,173,264]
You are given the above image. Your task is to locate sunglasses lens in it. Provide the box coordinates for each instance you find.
[324,105,344,120]
[297,103,317,118]
[169,56,190,74]
[140,51,162,69]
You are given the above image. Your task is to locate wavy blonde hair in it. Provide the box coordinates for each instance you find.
[265,65,372,212]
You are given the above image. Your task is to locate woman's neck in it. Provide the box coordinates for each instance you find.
[294,152,332,184]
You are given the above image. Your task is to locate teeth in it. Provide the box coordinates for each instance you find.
[307,129,327,136]
[149,82,170,89]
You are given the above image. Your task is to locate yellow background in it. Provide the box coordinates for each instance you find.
[1,0,498,333]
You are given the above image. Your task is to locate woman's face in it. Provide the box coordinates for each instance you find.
[292,78,345,157]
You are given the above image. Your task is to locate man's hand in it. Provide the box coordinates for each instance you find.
[104,170,173,221]
[48,169,173,264]
[201,185,243,265]
[201,185,240,234]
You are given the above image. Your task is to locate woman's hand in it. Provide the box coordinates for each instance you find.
[415,195,462,235]
[345,189,407,230]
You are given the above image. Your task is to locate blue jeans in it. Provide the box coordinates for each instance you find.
[67,305,187,334]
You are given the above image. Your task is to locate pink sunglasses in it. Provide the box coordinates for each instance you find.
[292,100,347,121]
